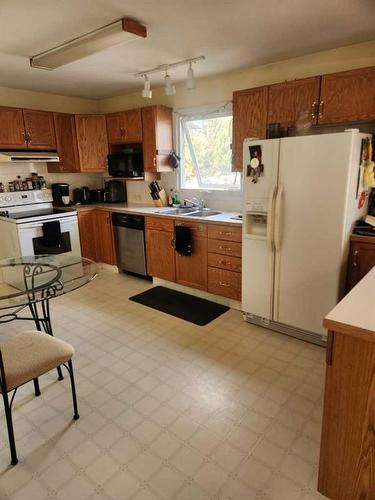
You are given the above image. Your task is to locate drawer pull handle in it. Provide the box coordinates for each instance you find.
[219,246,231,251]
[219,231,231,236]
[353,249,358,267]
[219,281,231,287]
[219,260,230,266]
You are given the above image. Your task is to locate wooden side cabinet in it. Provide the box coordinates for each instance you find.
[94,210,116,265]
[232,86,268,172]
[346,235,375,293]
[75,115,109,172]
[77,210,97,261]
[141,106,173,173]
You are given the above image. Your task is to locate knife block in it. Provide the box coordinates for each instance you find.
[152,188,168,207]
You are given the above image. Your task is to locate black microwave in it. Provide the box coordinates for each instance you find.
[107,145,143,178]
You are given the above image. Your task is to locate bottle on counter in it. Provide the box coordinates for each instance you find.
[0,182,4,193]
[168,189,174,206]
[8,182,15,192]
[31,172,38,190]
[38,176,47,189]
[172,190,180,206]
[26,177,33,190]
[14,177,21,191]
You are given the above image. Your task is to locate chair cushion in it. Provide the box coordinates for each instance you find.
[0,331,74,392]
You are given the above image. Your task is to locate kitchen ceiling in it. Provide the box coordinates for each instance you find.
[0,0,374,99]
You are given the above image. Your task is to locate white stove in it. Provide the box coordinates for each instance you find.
[0,190,81,259]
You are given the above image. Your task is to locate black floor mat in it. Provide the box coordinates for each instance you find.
[129,286,230,326]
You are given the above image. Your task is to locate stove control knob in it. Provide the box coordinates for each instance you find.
[5,196,11,202]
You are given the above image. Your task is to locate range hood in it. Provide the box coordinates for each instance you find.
[0,151,60,163]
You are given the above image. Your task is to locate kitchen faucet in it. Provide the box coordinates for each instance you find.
[183,197,206,209]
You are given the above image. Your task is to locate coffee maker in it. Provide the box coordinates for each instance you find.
[51,183,70,206]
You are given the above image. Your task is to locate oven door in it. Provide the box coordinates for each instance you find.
[17,215,82,257]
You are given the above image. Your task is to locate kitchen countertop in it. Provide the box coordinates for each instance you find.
[323,266,375,340]
[62,203,243,225]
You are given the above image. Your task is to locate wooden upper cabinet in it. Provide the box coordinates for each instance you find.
[268,77,321,126]
[0,107,27,149]
[142,105,173,173]
[75,114,108,172]
[23,109,56,150]
[319,66,375,124]
[232,86,268,172]
[106,108,142,144]
[48,113,80,173]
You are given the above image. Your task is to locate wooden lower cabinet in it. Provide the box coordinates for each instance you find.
[318,330,375,498]
[175,222,207,291]
[346,235,375,293]
[145,227,175,281]
[77,211,97,261]
[208,267,241,300]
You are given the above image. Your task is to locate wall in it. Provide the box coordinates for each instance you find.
[99,40,375,211]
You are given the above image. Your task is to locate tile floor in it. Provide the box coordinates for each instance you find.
[0,271,326,500]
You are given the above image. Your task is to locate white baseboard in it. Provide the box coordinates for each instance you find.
[153,278,241,310]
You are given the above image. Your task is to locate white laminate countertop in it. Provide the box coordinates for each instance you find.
[324,266,375,336]
[62,203,243,225]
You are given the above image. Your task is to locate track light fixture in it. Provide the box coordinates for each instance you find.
[186,62,195,90]
[164,71,176,96]
[135,56,204,98]
[142,74,152,98]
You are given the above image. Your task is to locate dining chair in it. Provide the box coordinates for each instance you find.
[0,330,79,465]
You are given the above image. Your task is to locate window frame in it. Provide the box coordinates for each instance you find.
[175,103,239,192]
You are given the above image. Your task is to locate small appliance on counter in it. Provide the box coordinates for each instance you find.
[107,144,144,178]
[73,186,90,205]
[105,180,127,203]
[89,189,106,203]
[52,183,71,206]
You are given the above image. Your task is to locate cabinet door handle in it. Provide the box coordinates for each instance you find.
[22,132,27,144]
[153,157,157,168]
[219,281,231,287]
[311,101,317,119]
[318,100,324,119]
[353,249,359,267]
[171,238,175,248]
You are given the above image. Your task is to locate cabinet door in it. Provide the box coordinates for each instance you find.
[232,86,268,172]
[145,228,175,281]
[94,210,115,264]
[78,210,97,261]
[142,106,173,173]
[75,115,108,172]
[319,67,375,124]
[23,109,56,150]
[0,107,27,149]
[346,241,375,292]
[106,112,124,144]
[175,222,207,291]
[123,108,142,142]
[49,113,80,173]
[293,76,321,124]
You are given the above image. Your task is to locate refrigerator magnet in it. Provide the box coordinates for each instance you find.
[247,145,264,183]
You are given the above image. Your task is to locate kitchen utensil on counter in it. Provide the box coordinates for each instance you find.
[89,189,106,203]
[105,180,127,203]
[51,183,71,206]
[73,186,90,205]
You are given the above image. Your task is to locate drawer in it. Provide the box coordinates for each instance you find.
[208,267,241,300]
[207,224,242,242]
[208,253,242,273]
[208,238,242,258]
[145,216,174,232]
[175,220,207,237]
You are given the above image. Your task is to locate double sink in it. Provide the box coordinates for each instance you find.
[155,208,222,218]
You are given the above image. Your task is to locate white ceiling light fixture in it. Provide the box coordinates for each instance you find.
[30,18,147,70]
[186,62,195,90]
[142,74,152,98]
[164,70,176,96]
[135,56,205,98]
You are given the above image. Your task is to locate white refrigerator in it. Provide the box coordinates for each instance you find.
[241,130,370,345]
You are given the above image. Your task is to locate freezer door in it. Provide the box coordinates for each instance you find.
[242,138,279,319]
[273,132,365,336]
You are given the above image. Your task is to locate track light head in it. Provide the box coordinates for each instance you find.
[186,62,195,90]
[164,71,176,96]
[142,74,152,98]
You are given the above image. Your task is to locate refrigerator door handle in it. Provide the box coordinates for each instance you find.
[274,185,284,252]
[266,186,277,251]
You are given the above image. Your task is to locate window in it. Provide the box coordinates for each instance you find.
[178,106,240,190]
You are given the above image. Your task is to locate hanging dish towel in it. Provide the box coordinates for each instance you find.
[175,226,192,256]
[42,220,63,247]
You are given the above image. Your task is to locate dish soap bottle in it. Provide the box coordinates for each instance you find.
[172,190,180,206]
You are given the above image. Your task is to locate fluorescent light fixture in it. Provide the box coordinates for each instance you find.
[186,62,195,90]
[142,75,152,98]
[164,72,176,96]
[30,18,147,70]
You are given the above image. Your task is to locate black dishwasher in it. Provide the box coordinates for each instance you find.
[112,213,150,279]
